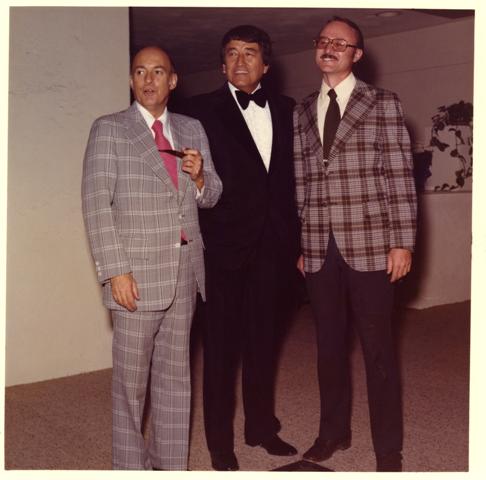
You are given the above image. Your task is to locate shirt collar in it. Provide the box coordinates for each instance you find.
[135,101,169,128]
[320,72,356,101]
[228,81,262,104]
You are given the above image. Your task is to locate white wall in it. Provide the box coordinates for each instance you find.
[365,19,474,307]
[7,7,129,386]
[397,192,471,309]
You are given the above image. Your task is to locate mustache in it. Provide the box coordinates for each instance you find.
[320,53,338,61]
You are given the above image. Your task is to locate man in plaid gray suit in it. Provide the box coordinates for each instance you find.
[293,18,417,471]
[82,46,222,470]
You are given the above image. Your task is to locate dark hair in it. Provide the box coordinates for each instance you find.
[220,25,272,65]
[322,16,364,50]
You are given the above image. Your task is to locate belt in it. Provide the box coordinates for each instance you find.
[181,238,188,246]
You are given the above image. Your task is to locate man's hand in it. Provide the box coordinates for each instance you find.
[297,254,305,277]
[110,273,140,312]
[386,248,412,283]
[181,148,204,191]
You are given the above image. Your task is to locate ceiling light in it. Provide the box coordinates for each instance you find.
[375,11,402,18]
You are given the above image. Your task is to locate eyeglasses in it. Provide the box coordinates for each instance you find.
[313,36,359,52]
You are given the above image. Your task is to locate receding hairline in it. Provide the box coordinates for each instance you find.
[320,18,364,49]
[130,46,175,73]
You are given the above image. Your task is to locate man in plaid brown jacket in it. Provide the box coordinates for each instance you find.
[293,17,417,471]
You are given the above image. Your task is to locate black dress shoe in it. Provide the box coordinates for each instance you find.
[376,452,402,471]
[303,437,351,462]
[258,434,298,456]
[210,451,239,471]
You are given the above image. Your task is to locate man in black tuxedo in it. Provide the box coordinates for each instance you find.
[185,25,300,471]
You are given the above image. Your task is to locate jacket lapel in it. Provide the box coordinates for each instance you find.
[124,103,179,197]
[167,112,190,205]
[299,91,322,167]
[267,95,284,176]
[328,80,376,162]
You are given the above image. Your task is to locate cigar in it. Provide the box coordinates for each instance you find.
[158,149,185,158]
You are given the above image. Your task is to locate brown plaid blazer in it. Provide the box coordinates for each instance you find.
[294,79,417,273]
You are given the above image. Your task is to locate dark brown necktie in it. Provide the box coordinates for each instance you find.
[323,89,340,163]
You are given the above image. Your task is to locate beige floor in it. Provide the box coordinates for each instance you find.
[4,301,470,472]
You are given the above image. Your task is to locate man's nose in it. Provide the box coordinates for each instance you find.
[323,42,334,53]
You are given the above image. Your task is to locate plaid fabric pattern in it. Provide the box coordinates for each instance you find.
[294,79,417,273]
[82,103,222,469]
[82,103,222,310]
[111,246,196,470]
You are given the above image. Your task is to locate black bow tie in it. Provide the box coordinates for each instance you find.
[235,88,267,110]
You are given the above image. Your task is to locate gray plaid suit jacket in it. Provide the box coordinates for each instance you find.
[82,103,222,311]
[294,79,417,273]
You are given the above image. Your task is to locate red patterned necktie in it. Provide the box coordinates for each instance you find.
[152,119,187,241]
[152,119,178,188]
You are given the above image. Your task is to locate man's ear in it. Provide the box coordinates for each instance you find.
[222,64,227,75]
[263,64,270,75]
[169,73,178,91]
[353,48,363,64]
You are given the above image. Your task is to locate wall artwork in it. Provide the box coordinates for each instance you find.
[413,101,473,193]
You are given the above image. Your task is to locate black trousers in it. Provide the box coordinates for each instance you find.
[201,229,292,453]
[305,233,403,456]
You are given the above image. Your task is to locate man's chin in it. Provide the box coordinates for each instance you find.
[230,80,259,93]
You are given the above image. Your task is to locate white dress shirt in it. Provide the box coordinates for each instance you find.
[228,82,273,172]
[136,101,203,196]
[317,72,357,144]
[136,102,175,146]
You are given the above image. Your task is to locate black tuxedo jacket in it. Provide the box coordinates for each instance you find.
[184,84,299,270]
